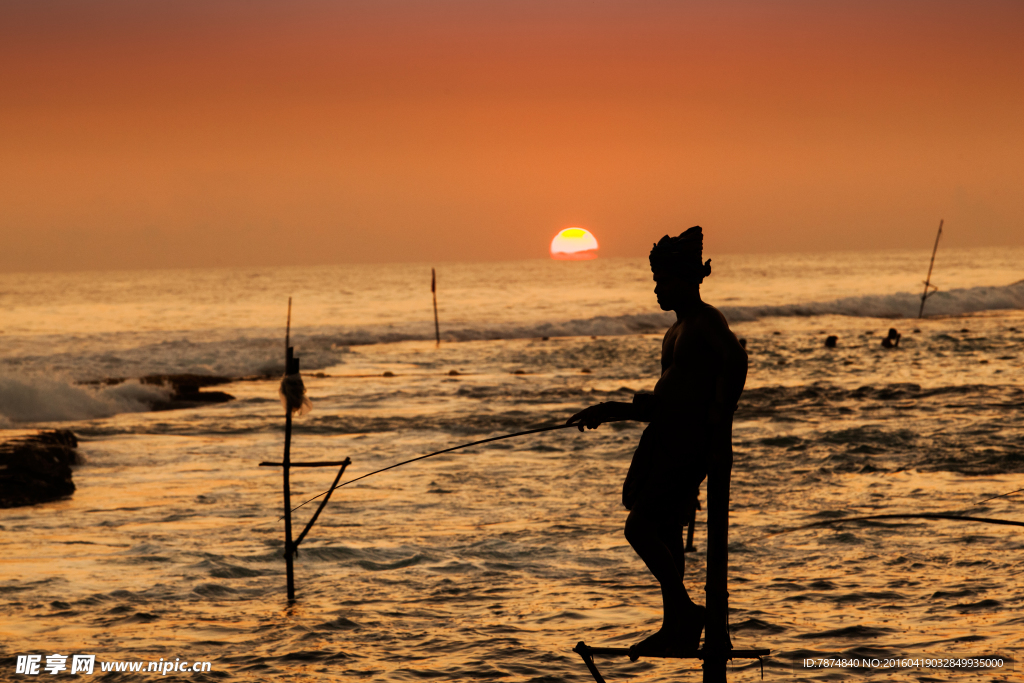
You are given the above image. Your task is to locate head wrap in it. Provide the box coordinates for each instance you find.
[649,225,712,284]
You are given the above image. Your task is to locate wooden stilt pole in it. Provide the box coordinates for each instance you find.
[703,426,733,683]
[265,299,349,603]
[432,268,440,347]
[570,419,766,682]
[570,419,769,682]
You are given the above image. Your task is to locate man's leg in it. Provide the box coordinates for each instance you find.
[624,507,704,653]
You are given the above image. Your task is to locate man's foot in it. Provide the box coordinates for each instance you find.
[629,628,679,660]
[628,604,705,660]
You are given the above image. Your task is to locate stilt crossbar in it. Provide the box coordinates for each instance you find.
[572,642,769,682]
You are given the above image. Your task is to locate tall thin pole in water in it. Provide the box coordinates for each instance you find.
[282,297,297,602]
[918,219,943,318]
[432,268,440,347]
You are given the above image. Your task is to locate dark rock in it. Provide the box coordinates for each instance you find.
[84,373,232,389]
[150,389,235,411]
[144,375,235,411]
[0,430,79,508]
[83,374,235,411]
[139,374,233,389]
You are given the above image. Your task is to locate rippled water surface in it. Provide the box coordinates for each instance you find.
[2,250,1023,681]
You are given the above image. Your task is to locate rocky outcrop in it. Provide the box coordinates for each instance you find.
[0,430,79,508]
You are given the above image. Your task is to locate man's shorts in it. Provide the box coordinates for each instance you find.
[622,418,709,526]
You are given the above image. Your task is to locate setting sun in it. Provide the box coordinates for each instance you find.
[550,227,599,260]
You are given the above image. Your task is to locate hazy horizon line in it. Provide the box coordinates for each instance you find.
[3,243,1023,278]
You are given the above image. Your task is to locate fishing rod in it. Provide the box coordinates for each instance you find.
[280,422,583,520]
[769,512,1024,537]
[976,487,1024,505]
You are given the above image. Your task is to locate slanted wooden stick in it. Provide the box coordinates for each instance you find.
[918,219,943,318]
[432,268,440,347]
[295,457,352,548]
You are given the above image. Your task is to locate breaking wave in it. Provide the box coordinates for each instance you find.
[719,280,1024,322]
[0,376,172,425]
[3,281,1020,388]
[327,281,1024,344]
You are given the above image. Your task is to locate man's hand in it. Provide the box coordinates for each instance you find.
[567,400,644,431]
[566,403,614,432]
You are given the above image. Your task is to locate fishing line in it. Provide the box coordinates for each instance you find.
[279,422,582,521]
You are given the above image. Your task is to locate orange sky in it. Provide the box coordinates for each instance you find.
[1,0,1022,272]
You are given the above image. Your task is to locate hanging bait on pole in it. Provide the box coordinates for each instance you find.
[280,370,312,416]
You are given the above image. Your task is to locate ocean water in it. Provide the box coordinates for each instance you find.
[1,248,1023,681]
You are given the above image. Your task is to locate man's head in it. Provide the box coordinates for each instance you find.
[649,226,711,311]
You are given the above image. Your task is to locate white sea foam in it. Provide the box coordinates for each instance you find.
[720,280,1024,322]
[0,376,172,424]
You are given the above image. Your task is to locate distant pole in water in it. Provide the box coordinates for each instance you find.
[432,268,441,347]
[918,219,943,318]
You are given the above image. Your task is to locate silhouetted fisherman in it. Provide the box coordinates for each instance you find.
[881,328,901,348]
[567,226,747,656]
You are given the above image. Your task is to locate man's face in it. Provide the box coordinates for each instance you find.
[652,268,687,311]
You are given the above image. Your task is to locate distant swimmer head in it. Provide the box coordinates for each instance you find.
[649,226,712,284]
[881,328,901,349]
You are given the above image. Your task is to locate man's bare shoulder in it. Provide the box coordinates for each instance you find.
[661,318,683,340]
[697,303,731,330]
[693,303,743,351]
